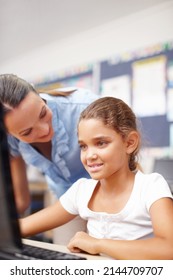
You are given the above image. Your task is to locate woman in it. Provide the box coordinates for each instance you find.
[20,97,173,259]
[0,74,98,215]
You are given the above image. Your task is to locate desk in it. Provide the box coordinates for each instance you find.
[23,238,112,260]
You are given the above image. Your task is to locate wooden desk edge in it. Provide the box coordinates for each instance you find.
[23,238,112,260]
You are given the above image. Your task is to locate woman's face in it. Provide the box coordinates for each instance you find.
[4,91,54,143]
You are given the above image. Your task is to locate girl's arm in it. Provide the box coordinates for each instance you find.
[67,197,173,259]
[20,201,76,238]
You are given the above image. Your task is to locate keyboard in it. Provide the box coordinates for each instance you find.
[0,244,86,260]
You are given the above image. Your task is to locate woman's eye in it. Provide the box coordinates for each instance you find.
[22,128,32,136]
[40,106,47,118]
[79,144,87,151]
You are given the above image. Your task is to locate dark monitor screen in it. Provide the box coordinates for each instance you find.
[0,103,22,253]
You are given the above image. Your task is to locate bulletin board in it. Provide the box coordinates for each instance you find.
[34,64,94,92]
[99,41,173,148]
[33,41,173,148]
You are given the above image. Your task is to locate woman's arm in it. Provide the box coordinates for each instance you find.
[10,156,30,214]
[67,198,173,259]
[20,201,76,238]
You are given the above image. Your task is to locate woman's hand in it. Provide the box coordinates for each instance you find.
[67,231,100,255]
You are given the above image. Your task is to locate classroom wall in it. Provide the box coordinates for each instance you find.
[0,1,173,81]
[1,1,173,174]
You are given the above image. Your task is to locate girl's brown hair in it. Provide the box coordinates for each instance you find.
[79,96,141,171]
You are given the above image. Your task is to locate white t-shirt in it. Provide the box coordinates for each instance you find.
[60,171,173,240]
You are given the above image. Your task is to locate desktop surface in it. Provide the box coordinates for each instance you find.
[23,238,112,260]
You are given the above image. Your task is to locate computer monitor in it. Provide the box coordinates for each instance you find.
[0,102,22,254]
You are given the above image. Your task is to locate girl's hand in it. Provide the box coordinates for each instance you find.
[67,231,100,255]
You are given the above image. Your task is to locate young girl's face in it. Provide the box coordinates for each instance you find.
[4,92,54,143]
[78,118,130,180]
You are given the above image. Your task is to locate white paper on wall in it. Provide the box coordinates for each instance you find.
[132,56,166,117]
[101,75,131,106]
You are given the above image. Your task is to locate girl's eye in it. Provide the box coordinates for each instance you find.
[97,141,107,147]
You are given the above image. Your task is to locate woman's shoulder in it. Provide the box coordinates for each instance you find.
[40,87,98,104]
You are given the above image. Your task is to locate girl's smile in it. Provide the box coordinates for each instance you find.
[87,162,104,173]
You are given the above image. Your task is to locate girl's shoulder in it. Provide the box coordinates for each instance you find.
[71,178,98,192]
[136,170,170,192]
[136,171,171,186]
[135,170,172,204]
[136,170,169,185]
[60,178,98,207]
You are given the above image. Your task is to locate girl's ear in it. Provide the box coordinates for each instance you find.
[126,131,139,154]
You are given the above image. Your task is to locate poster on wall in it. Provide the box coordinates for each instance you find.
[33,63,94,93]
[100,75,131,106]
[132,56,166,117]
[167,89,173,121]
[167,61,173,121]
[170,123,173,148]
[60,73,93,90]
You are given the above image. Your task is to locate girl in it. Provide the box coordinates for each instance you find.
[20,97,173,259]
